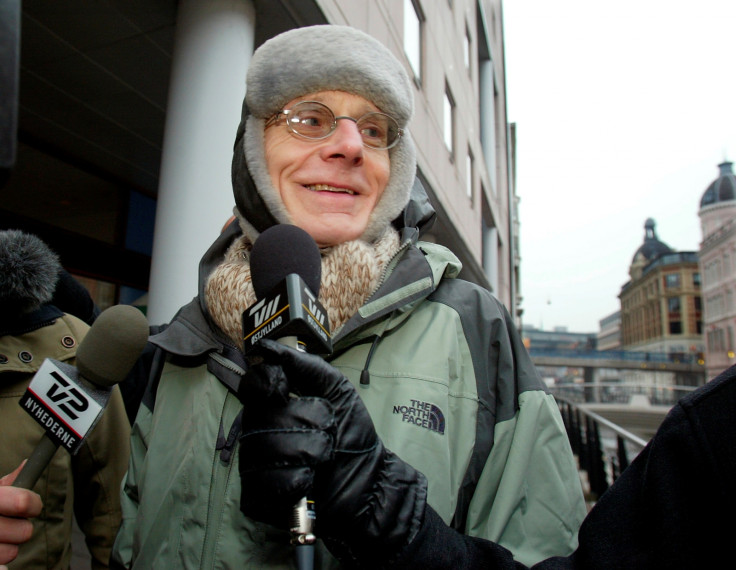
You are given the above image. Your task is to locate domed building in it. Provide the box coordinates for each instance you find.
[628,218,674,281]
[619,218,703,373]
[698,161,736,378]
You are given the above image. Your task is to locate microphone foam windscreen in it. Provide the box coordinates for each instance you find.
[250,224,322,298]
[76,304,149,388]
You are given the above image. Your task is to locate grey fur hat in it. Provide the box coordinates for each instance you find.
[232,25,416,243]
[0,230,61,317]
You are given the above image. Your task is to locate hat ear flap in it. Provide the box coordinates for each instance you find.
[232,103,281,239]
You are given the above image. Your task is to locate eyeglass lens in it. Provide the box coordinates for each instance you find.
[284,101,400,149]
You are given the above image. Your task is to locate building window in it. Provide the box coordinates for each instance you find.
[404,0,422,83]
[669,321,682,335]
[668,297,681,314]
[693,272,701,286]
[444,85,455,156]
[463,24,472,73]
[481,193,498,293]
[665,273,680,288]
[466,149,474,199]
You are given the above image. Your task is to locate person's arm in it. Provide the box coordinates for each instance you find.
[0,463,43,567]
[443,292,585,564]
[461,388,586,564]
[110,387,155,570]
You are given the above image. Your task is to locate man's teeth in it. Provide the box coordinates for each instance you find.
[305,184,355,195]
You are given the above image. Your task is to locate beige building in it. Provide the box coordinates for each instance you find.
[619,219,703,358]
[1,0,519,326]
[698,161,736,379]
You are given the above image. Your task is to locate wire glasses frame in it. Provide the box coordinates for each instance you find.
[264,100,403,150]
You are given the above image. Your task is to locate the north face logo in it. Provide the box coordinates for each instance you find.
[393,399,445,434]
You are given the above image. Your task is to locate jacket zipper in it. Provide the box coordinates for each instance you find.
[371,240,411,298]
[332,241,411,340]
[209,350,246,375]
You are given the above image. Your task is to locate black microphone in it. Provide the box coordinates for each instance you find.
[242,224,332,569]
[14,304,149,490]
[243,224,331,356]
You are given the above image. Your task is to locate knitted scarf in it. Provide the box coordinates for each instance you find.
[205,228,401,349]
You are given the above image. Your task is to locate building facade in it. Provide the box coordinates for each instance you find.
[619,219,703,359]
[698,161,736,379]
[597,310,622,351]
[1,0,519,326]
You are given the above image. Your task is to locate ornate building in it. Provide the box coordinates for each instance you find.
[619,219,703,359]
[698,161,736,379]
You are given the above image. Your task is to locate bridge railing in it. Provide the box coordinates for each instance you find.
[555,394,649,501]
[551,381,696,406]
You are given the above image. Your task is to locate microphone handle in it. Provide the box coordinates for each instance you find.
[277,336,316,569]
[14,435,59,490]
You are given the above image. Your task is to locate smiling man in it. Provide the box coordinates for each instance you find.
[110,25,586,569]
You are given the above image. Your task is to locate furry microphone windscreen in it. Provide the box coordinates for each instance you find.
[0,229,61,317]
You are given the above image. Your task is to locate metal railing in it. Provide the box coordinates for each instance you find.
[555,394,650,501]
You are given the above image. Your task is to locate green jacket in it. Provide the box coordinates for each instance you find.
[0,309,130,569]
[113,202,585,567]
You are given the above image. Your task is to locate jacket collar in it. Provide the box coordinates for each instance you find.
[0,304,64,337]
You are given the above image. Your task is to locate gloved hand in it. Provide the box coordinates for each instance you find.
[238,338,427,566]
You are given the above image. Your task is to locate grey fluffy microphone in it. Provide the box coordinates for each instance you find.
[14,304,149,490]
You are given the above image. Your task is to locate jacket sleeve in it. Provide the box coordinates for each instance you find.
[110,398,152,569]
[72,385,131,569]
[424,280,586,566]
[463,296,586,566]
[464,387,586,565]
[395,361,736,569]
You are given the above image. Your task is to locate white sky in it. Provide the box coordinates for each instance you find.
[502,0,736,333]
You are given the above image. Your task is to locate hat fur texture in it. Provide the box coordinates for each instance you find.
[0,230,61,316]
[234,25,417,244]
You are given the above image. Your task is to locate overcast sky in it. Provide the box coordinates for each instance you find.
[502,0,736,333]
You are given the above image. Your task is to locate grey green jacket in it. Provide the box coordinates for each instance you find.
[112,185,586,568]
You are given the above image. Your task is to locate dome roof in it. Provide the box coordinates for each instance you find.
[700,161,736,208]
[632,218,673,264]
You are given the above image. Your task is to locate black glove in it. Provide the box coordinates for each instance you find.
[238,338,427,567]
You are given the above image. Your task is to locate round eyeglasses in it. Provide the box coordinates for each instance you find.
[265,101,403,150]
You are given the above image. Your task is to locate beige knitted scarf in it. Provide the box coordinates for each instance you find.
[205,228,401,349]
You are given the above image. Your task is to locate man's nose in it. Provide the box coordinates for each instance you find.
[322,117,364,164]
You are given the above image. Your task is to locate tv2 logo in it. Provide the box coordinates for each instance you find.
[307,297,326,327]
[46,371,89,420]
[252,295,281,327]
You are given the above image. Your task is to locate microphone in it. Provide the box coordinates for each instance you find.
[242,224,332,569]
[14,304,149,490]
[243,224,331,356]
